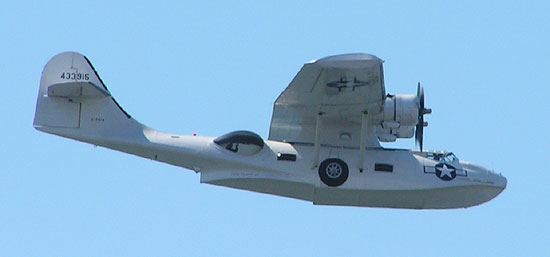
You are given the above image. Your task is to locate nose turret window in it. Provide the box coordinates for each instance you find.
[214,130,265,156]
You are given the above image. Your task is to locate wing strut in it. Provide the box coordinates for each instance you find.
[312,112,324,169]
[359,111,368,172]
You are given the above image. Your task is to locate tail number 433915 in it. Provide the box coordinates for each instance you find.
[60,72,90,81]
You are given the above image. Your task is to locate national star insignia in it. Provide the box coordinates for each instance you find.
[435,163,457,181]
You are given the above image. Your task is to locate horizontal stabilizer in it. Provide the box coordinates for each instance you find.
[48,81,111,100]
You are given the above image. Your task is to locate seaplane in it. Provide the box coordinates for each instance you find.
[33,52,506,209]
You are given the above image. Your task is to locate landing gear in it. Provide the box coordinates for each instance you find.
[319,158,349,187]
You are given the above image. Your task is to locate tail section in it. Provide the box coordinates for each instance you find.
[34,52,212,171]
[34,52,144,145]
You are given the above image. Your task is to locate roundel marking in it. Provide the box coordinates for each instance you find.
[435,163,457,181]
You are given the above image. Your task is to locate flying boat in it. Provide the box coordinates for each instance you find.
[33,52,507,209]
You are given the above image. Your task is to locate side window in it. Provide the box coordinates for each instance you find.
[277,153,296,161]
[374,163,393,172]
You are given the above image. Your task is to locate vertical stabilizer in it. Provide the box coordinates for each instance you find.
[33,52,145,145]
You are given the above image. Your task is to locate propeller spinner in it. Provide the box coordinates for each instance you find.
[415,82,432,151]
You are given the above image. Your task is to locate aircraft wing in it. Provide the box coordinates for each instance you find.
[269,53,386,148]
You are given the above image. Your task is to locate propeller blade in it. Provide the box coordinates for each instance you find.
[415,116,424,152]
[415,82,425,151]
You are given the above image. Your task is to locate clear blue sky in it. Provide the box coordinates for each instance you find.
[2,1,549,256]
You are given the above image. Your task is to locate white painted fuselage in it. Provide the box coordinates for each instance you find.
[38,125,507,209]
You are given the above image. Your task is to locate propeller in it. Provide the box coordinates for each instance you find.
[415,82,432,151]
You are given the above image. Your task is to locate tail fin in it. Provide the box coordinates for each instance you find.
[34,52,144,144]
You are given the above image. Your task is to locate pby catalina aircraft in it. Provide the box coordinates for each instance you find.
[34,52,506,209]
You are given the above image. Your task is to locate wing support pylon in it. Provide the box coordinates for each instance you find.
[312,111,324,169]
[359,110,368,172]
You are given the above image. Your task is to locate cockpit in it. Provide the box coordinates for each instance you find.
[213,130,265,156]
[424,151,459,163]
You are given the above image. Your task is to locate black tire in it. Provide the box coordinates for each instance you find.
[319,158,349,187]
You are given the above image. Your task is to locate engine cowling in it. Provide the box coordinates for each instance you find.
[376,94,419,142]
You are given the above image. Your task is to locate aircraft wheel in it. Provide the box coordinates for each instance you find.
[319,158,349,187]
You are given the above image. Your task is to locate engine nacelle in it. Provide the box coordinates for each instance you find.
[376,94,419,142]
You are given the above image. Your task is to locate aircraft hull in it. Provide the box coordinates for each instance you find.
[200,144,506,209]
[205,178,503,209]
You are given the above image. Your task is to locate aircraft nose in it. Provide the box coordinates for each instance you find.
[489,171,507,189]
[461,161,507,189]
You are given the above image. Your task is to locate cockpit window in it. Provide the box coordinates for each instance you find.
[442,153,458,163]
[214,130,265,155]
[425,152,459,163]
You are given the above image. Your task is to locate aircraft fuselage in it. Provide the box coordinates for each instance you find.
[74,128,506,209]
